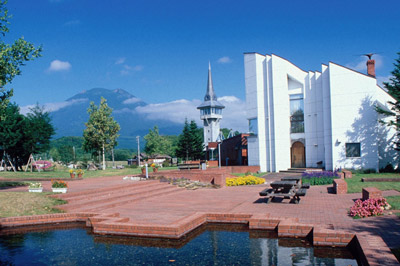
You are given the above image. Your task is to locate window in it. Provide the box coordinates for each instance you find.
[290,94,304,133]
[346,143,361,157]
[249,118,258,135]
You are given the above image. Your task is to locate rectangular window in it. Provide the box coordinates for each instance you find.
[290,94,304,133]
[249,118,258,135]
[346,143,361,157]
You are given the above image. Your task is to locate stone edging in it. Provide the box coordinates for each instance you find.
[0,212,399,265]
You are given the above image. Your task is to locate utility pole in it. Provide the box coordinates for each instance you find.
[136,136,141,167]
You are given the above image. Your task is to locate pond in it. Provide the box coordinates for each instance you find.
[0,223,358,265]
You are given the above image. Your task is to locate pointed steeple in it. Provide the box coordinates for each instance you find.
[197,62,225,109]
[204,62,217,101]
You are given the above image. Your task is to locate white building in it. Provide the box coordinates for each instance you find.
[244,53,397,172]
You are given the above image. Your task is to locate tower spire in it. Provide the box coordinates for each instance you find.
[205,62,217,101]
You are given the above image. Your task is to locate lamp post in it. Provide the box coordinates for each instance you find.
[136,136,141,167]
[218,141,221,169]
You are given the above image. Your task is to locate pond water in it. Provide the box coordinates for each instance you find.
[0,223,358,266]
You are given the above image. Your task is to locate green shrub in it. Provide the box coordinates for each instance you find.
[302,177,335,186]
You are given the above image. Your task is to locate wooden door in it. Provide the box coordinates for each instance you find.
[291,142,305,168]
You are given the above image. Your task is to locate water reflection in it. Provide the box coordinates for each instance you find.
[0,223,358,265]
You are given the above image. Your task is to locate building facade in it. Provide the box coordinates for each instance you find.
[244,53,397,172]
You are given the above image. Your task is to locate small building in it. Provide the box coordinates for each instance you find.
[244,52,397,172]
[220,134,249,166]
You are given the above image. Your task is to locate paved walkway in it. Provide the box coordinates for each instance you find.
[2,174,400,264]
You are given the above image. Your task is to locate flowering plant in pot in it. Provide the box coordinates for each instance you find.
[28,182,43,192]
[76,169,84,178]
[51,180,68,193]
[69,169,75,178]
[151,163,159,172]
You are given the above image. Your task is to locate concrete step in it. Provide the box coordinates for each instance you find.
[65,181,165,203]
[56,180,158,200]
[59,184,183,212]
[60,182,171,209]
[280,168,323,173]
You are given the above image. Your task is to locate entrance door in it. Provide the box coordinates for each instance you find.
[291,142,305,168]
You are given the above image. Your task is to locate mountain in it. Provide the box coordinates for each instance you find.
[50,88,183,148]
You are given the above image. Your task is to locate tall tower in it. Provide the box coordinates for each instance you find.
[197,63,225,148]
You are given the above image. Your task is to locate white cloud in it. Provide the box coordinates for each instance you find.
[115,57,126,65]
[134,96,248,132]
[120,64,143,75]
[123,97,142,105]
[20,99,88,115]
[346,54,383,72]
[48,60,71,72]
[133,65,144,71]
[64,20,80,26]
[217,56,232,64]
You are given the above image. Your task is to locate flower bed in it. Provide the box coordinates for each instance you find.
[301,171,339,186]
[51,180,68,188]
[350,198,391,218]
[226,175,265,186]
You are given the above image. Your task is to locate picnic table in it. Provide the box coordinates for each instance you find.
[259,180,307,204]
[281,176,310,189]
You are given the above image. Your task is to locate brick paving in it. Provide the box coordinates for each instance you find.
[1,173,400,265]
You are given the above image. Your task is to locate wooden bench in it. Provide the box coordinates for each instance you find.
[295,188,307,197]
[178,163,200,170]
[301,183,310,189]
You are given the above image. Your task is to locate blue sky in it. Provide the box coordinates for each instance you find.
[5,0,400,131]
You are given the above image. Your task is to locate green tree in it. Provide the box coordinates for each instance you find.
[58,145,74,164]
[377,52,400,151]
[0,1,42,119]
[176,119,204,160]
[49,147,60,162]
[144,126,173,157]
[83,97,120,170]
[0,103,54,170]
[0,102,25,168]
[23,105,55,156]
[189,120,204,159]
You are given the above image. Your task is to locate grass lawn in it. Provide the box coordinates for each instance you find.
[231,172,268,178]
[0,166,177,180]
[345,173,400,193]
[0,192,66,217]
[387,196,400,210]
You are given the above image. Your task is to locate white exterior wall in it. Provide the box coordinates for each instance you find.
[329,63,378,170]
[321,65,333,170]
[375,87,399,169]
[203,118,221,145]
[270,55,306,171]
[245,53,268,171]
[244,52,397,172]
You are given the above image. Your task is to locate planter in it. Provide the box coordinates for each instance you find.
[70,173,75,178]
[141,168,146,174]
[52,188,68,193]
[29,187,43,193]
[78,174,83,178]
[153,168,158,173]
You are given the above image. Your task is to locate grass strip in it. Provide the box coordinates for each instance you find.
[0,192,66,217]
[345,173,400,193]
